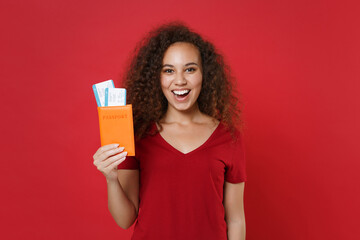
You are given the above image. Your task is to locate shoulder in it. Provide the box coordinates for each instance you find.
[218,121,242,142]
[133,122,159,148]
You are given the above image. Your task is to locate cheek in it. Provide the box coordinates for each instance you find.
[193,74,203,90]
[160,75,172,89]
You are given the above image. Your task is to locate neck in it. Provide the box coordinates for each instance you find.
[161,103,204,125]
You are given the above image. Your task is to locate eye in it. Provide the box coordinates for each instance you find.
[185,67,196,72]
[163,69,174,73]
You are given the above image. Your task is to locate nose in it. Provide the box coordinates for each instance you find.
[174,72,187,86]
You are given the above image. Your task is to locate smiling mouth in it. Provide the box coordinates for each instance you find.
[172,89,191,97]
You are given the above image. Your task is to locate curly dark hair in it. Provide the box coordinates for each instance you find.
[122,21,244,140]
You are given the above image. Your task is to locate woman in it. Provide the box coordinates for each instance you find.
[93,22,247,240]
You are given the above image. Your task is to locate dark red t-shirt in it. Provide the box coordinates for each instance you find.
[118,122,247,239]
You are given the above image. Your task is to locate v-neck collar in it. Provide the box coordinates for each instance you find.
[155,122,222,156]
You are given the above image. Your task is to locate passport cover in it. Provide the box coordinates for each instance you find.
[97,104,135,156]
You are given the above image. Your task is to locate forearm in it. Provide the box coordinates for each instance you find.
[227,220,246,240]
[107,179,137,229]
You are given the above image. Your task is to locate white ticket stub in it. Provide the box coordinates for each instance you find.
[105,88,126,106]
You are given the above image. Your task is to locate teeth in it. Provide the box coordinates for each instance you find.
[173,90,190,95]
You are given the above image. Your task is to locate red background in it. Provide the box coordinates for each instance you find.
[1,0,359,239]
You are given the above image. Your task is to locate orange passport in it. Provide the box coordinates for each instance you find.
[97,104,135,156]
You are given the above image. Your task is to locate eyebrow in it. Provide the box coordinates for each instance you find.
[162,62,199,68]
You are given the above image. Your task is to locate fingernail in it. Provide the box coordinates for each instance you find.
[119,147,125,151]
[114,143,120,147]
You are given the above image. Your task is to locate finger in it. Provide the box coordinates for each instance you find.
[100,152,128,168]
[98,146,125,161]
[94,146,124,165]
[104,157,126,171]
[93,144,120,159]
[94,143,119,159]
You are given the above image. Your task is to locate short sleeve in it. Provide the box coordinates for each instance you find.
[117,156,139,170]
[224,132,247,183]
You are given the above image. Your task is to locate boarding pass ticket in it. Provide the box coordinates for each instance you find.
[92,79,126,107]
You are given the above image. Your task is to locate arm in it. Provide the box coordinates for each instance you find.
[93,144,139,230]
[224,181,246,240]
[107,169,139,229]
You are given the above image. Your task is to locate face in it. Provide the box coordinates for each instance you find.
[160,42,203,112]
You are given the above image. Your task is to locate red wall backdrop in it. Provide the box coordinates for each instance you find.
[1,0,359,239]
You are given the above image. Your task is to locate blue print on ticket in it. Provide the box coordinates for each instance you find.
[92,79,115,107]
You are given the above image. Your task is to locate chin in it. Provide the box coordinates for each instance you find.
[170,102,197,112]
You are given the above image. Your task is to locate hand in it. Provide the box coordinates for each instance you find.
[93,144,128,181]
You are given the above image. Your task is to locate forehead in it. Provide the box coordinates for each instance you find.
[162,42,201,64]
